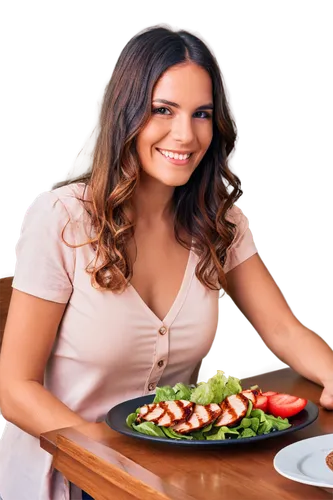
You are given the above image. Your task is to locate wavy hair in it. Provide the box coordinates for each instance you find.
[54,25,243,294]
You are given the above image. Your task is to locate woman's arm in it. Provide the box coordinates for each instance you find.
[225,253,333,408]
[0,289,86,438]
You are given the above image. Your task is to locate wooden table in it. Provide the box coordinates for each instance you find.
[41,368,333,500]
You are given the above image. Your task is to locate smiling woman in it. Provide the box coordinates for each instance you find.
[1,23,333,500]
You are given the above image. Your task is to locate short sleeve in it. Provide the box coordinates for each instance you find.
[12,191,76,303]
[223,206,257,273]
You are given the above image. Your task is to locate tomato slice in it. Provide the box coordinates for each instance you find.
[267,393,307,418]
[254,395,268,412]
[262,391,278,397]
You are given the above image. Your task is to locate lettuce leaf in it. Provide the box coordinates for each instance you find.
[153,386,177,403]
[162,427,193,440]
[206,426,239,440]
[153,383,193,403]
[190,370,241,405]
[265,414,291,431]
[132,422,165,437]
[172,382,192,401]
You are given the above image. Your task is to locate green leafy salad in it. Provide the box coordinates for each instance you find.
[126,371,291,441]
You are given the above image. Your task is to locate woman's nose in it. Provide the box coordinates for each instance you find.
[171,115,195,145]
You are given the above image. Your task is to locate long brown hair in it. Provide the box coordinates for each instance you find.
[54,25,242,294]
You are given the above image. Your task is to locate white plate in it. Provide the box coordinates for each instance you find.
[274,434,333,488]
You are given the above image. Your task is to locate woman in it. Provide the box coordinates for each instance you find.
[0,25,332,500]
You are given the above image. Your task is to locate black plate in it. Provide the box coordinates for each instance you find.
[105,395,319,447]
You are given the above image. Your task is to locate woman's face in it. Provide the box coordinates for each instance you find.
[136,62,214,187]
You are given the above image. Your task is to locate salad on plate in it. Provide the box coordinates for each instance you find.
[126,371,308,441]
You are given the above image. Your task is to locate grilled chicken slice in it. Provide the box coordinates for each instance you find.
[136,400,194,427]
[171,403,222,434]
[241,389,260,405]
[214,393,249,427]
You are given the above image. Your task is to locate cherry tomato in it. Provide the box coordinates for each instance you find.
[254,395,268,412]
[267,393,307,418]
[262,391,278,397]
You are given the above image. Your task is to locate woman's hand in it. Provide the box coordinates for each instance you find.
[320,380,333,410]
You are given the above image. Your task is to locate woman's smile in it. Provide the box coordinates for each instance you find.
[156,147,193,166]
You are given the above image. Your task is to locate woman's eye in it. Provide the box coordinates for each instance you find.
[194,111,212,119]
[152,107,171,115]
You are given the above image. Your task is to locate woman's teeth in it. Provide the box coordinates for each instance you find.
[159,149,191,160]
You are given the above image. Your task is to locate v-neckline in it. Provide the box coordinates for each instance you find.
[128,244,196,327]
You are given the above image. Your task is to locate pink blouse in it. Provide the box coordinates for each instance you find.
[0,183,257,500]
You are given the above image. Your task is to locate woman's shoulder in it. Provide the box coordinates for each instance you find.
[226,204,248,224]
[29,182,89,222]
[46,182,91,222]
[223,204,257,272]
